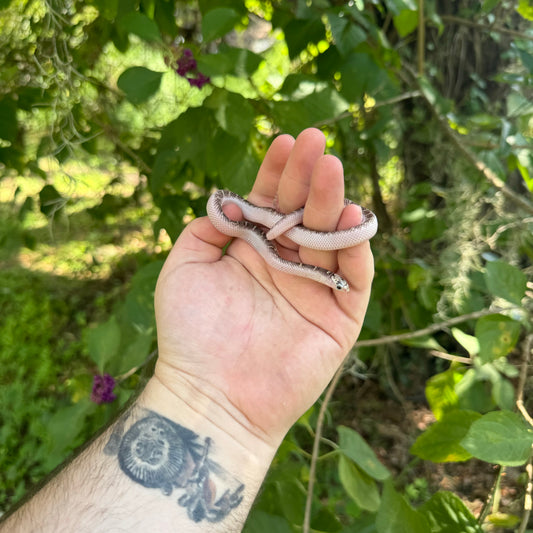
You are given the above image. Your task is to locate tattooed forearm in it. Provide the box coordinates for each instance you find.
[104,410,245,524]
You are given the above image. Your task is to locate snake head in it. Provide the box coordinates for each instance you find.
[331,274,350,292]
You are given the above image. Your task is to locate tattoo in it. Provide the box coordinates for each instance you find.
[104,410,244,523]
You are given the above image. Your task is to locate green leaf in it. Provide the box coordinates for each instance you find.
[117,12,162,43]
[393,9,419,37]
[425,369,462,420]
[117,67,163,105]
[206,90,255,141]
[338,455,381,512]
[114,331,153,375]
[484,260,527,305]
[39,184,64,217]
[275,480,306,524]
[327,13,366,55]
[283,17,326,59]
[451,328,479,356]
[460,410,533,466]
[338,426,390,480]
[475,314,521,362]
[376,481,430,533]
[517,0,533,20]
[202,7,241,42]
[420,491,483,533]
[197,46,263,78]
[492,375,515,410]
[410,410,481,462]
[87,316,121,372]
[0,98,18,143]
[243,509,293,533]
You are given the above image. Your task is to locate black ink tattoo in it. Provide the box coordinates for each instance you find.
[104,410,244,523]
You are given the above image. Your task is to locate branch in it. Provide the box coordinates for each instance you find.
[439,14,533,43]
[353,307,515,349]
[303,363,345,533]
[402,66,533,216]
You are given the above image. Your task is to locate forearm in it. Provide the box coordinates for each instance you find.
[1,378,277,533]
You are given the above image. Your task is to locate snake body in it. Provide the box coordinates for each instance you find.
[206,189,378,292]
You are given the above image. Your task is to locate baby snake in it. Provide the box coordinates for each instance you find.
[206,189,378,292]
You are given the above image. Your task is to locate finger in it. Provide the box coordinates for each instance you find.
[299,154,346,273]
[276,128,326,213]
[249,134,294,206]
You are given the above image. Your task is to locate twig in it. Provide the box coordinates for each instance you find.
[302,362,345,533]
[517,335,533,428]
[353,307,515,349]
[478,464,502,524]
[439,14,533,43]
[429,349,472,365]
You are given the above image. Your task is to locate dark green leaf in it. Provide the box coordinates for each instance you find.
[410,410,481,462]
[283,18,326,59]
[202,7,241,42]
[243,509,293,533]
[327,13,366,55]
[420,491,483,533]
[460,410,533,466]
[39,185,64,217]
[87,316,121,372]
[117,67,163,105]
[484,260,527,305]
[376,481,430,533]
[0,98,18,143]
[117,12,162,43]
[197,46,263,78]
[338,426,390,480]
[339,455,380,512]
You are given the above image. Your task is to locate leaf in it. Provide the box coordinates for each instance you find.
[376,481,430,533]
[202,7,241,42]
[327,13,366,55]
[283,17,326,59]
[338,426,390,480]
[484,260,527,305]
[475,315,521,363]
[275,480,306,524]
[517,0,533,20]
[117,67,163,105]
[420,491,483,533]
[243,509,293,533]
[393,9,419,37]
[338,455,381,512]
[206,90,255,141]
[197,46,263,78]
[425,369,462,420]
[113,331,153,375]
[410,410,481,462]
[39,184,64,217]
[87,316,121,372]
[0,98,18,143]
[460,410,533,466]
[117,12,162,43]
[451,328,479,356]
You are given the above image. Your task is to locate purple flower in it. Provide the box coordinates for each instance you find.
[187,72,210,89]
[91,373,117,404]
[176,48,197,76]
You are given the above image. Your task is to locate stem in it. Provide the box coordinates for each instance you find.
[517,335,533,427]
[302,363,345,533]
[518,456,533,533]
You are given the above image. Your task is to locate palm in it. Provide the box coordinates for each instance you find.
[153,129,374,441]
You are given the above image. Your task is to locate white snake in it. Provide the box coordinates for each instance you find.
[206,189,378,292]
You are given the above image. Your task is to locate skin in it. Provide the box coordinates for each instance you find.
[0,128,374,533]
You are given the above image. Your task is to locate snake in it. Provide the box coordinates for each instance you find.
[206,189,378,292]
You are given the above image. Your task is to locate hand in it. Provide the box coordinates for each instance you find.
[152,128,374,447]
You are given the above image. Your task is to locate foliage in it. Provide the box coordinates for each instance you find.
[1,0,533,531]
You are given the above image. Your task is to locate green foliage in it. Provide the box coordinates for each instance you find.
[1,0,532,530]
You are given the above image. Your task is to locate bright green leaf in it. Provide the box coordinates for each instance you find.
[484,260,527,305]
[117,67,163,105]
[517,0,533,20]
[376,481,430,533]
[202,7,241,42]
[410,410,481,462]
[338,455,381,512]
[87,316,121,372]
[460,410,533,466]
[452,328,479,356]
[420,491,483,533]
[426,369,462,419]
[475,314,521,362]
[338,426,390,481]
[393,9,419,37]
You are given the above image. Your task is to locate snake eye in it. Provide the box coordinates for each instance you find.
[336,281,344,290]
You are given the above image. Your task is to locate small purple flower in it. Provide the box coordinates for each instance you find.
[91,373,117,404]
[176,48,197,76]
[187,72,210,89]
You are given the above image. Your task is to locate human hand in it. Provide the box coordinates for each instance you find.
[151,128,374,448]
